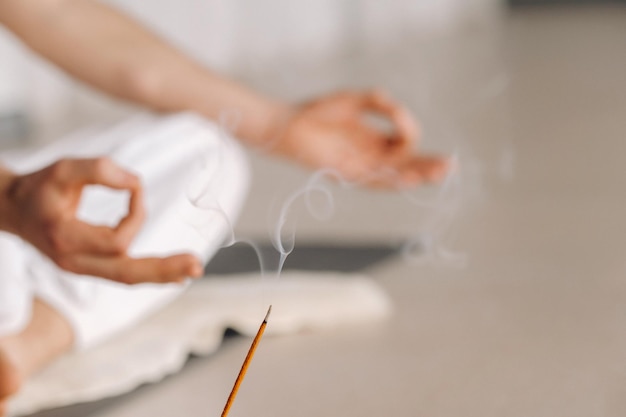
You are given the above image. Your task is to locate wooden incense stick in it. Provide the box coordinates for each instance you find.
[220,305,272,417]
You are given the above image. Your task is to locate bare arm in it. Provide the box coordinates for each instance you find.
[0,0,287,147]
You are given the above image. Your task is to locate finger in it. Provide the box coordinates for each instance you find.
[113,184,146,249]
[398,155,452,186]
[361,90,420,150]
[352,119,411,168]
[55,157,140,190]
[352,155,451,189]
[59,220,131,255]
[336,147,405,188]
[67,253,203,285]
[53,200,145,256]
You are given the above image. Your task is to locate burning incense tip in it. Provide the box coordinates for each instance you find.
[221,305,272,417]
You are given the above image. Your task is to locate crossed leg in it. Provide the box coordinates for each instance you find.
[0,300,74,416]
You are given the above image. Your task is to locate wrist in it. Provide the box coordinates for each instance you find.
[256,102,296,154]
[0,167,20,235]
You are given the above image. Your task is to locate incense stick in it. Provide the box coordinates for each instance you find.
[221,305,272,417]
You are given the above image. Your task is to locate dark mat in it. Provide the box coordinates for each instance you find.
[203,242,400,275]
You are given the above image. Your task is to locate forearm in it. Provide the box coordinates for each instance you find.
[0,0,289,147]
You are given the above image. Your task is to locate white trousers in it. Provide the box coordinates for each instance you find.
[0,113,249,350]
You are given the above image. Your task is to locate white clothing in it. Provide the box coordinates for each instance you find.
[0,112,249,349]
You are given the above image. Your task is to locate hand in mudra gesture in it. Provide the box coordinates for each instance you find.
[275,90,450,188]
[1,157,202,284]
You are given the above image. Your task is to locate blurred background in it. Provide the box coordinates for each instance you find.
[3,1,626,416]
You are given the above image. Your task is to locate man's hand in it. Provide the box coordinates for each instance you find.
[274,90,450,188]
[0,158,202,284]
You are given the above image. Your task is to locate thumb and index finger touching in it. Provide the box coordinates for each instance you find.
[53,157,145,256]
[353,90,452,184]
[360,89,420,152]
[53,157,202,283]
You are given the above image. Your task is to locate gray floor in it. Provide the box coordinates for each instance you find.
[27,4,626,417]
